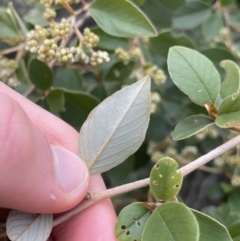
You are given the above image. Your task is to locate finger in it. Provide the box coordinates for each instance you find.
[52,175,118,241]
[0,83,118,239]
[0,93,89,213]
[0,82,79,153]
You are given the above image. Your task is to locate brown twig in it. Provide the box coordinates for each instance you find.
[53,133,240,226]
[0,44,25,56]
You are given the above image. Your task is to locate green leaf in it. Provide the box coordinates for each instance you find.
[8,3,28,35]
[220,0,235,6]
[228,220,240,241]
[90,83,108,101]
[0,8,19,39]
[173,1,210,30]
[115,202,151,241]
[227,190,240,213]
[191,209,233,241]
[47,89,65,113]
[104,61,135,81]
[130,0,146,6]
[23,4,48,26]
[202,205,230,226]
[150,30,194,58]
[91,27,130,51]
[172,115,214,140]
[15,59,30,86]
[89,0,157,38]
[216,93,240,128]
[220,60,240,99]
[55,68,83,91]
[60,90,99,130]
[202,13,223,41]
[153,0,185,10]
[79,77,151,174]
[201,48,236,63]
[142,202,199,241]
[150,157,183,201]
[142,0,172,28]
[168,47,221,105]
[29,59,53,90]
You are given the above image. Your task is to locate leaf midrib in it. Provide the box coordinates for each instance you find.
[88,79,148,170]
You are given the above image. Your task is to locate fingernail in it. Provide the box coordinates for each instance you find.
[51,145,89,194]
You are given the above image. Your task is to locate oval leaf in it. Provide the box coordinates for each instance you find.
[168,47,220,105]
[60,90,99,130]
[150,30,194,58]
[115,202,151,241]
[47,89,65,113]
[142,0,172,29]
[220,60,240,99]
[216,92,240,128]
[29,59,53,91]
[6,210,53,241]
[89,0,157,38]
[172,115,214,140]
[154,0,185,10]
[173,1,210,30]
[201,13,223,41]
[228,220,240,240]
[142,202,199,241]
[150,157,183,201]
[79,76,151,174]
[191,209,232,241]
[55,68,83,91]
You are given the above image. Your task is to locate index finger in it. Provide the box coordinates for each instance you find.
[0,82,118,240]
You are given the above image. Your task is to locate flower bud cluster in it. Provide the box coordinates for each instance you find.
[151,151,165,163]
[145,65,166,86]
[231,175,240,187]
[56,48,74,63]
[226,155,240,167]
[40,0,55,7]
[83,28,99,49]
[50,19,71,37]
[181,146,198,159]
[214,157,224,167]
[60,0,81,4]
[150,92,161,114]
[0,57,19,87]
[90,50,110,66]
[195,126,218,140]
[147,137,177,162]
[0,57,17,70]
[38,39,58,62]
[44,7,56,21]
[115,47,131,65]
[26,25,49,53]
[70,47,89,64]
[130,47,141,60]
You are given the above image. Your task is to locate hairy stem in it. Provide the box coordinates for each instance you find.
[53,134,240,226]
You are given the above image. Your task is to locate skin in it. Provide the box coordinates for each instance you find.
[0,82,117,241]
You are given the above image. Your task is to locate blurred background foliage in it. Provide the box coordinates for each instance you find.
[1,0,240,238]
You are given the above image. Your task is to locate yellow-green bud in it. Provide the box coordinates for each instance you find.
[44,8,56,21]
[50,18,71,37]
[115,47,130,65]
[90,50,110,66]
[83,28,99,49]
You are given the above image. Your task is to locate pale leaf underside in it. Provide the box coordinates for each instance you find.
[79,76,151,174]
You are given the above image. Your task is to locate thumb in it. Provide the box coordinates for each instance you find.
[0,93,89,213]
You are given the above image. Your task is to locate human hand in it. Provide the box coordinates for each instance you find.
[0,82,117,241]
